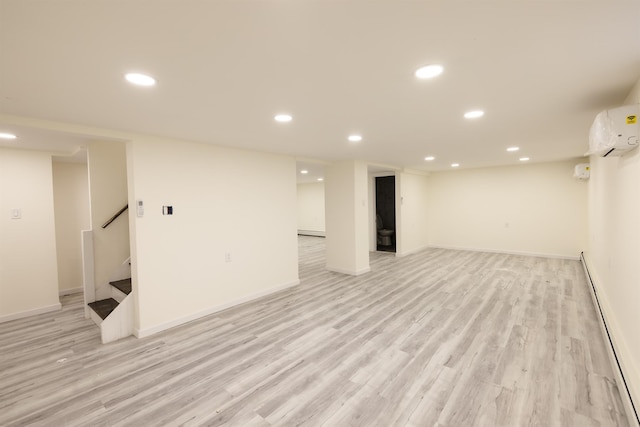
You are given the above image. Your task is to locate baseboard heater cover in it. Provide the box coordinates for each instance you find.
[580,252,639,426]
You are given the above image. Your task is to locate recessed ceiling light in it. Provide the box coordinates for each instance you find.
[275,114,292,122]
[348,134,362,142]
[0,133,17,140]
[415,65,444,79]
[300,170,308,174]
[424,156,435,161]
[464,110,484,119]
[317,178,324,182]
[125,73,156,86]
[519,157,530,162]
[507,147,520,152]
[451,163,460,168]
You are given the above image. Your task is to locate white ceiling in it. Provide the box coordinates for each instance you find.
[1,1,639,173]
[0,124,87,155]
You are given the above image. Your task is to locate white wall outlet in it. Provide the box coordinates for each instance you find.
[225,252,232,262]
[11,208,21,219]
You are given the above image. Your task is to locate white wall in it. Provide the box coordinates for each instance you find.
[0,148,60,321]
[397,172,429,256]
[52,162,90,293]
[297,182,325,236]
[87,141,130,298]
[624,78,640,106]
[428,160,587,258]
[127,138,299,335]
[325,160,370,275]
[585,81,640,408]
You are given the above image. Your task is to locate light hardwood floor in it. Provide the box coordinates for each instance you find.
[0,236,629,426]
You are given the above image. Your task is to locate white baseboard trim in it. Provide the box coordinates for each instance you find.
[326,265,371,276]
[59,287,83,296]
[395,244,430,257]
[0,303,62,324]
[581,253,639,426]
[427,244,580,260]
[134,279,301,339]
[297,230,326,237]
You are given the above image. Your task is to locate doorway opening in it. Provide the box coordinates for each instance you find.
[375,176,396,253]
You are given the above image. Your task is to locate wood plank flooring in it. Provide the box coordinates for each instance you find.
[0,236,629,426]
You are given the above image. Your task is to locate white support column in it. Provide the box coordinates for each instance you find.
[324,160,370,275]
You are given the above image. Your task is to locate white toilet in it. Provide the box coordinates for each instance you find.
[376,214,394,246]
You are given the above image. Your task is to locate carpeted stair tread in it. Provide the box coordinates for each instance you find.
[109,278,132,295]
[88,298,119,320]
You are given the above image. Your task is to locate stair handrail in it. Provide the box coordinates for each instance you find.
[101,204,128,229]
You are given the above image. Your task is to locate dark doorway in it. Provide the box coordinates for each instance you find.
[375,176,396,253]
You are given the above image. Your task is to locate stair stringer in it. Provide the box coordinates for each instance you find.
[100,293,134,344]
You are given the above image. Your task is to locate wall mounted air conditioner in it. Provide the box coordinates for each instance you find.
[573,163,590,180]
[588,104,639,157]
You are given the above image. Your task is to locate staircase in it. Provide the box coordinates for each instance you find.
[82,204,134,344]
[87,276,134,344]
[88,278,131,320]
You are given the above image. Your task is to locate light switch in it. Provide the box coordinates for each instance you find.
[11,208,21,219]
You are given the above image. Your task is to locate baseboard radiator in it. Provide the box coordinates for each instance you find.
[580,252,639,426]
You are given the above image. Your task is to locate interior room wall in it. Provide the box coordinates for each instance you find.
[126,138,299,336]
[296,182,325,236]
[0,148,60,321]
[585,79,640,408]
[427,160,587,258]
[87,141,130,298]
[325,160,370,275]
[397,172,429,256]
[52,161,90,294]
